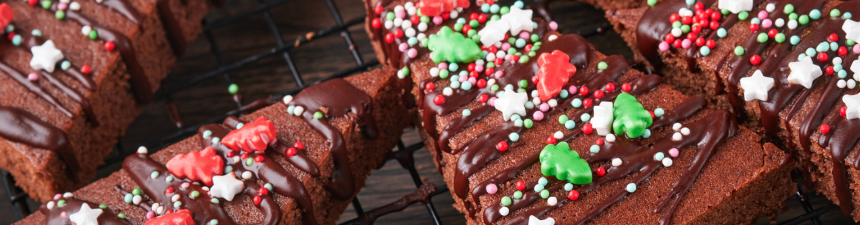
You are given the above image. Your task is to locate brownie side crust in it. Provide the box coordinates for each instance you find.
[14,66,411,225]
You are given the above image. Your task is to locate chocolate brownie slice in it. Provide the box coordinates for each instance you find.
[0,0,208,202]
[366,0,795,223]
[13,66,412,225]
[606,0,860,220]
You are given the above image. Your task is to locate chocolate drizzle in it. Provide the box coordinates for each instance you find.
[59,7,154,103]
[40,197,129,225]
[98,0,143,25]
[636,0,716,70]
[292,78,378,200]
[0,106,79,176]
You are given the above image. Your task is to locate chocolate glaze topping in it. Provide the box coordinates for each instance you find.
[292,78,378,200]
[636,0,716,71]
[0,106,79,176]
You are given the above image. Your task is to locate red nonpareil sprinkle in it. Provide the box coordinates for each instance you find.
[579,86,589,96]
[467,63,475,71]
[372,18,381,29]
[691,24,702,34]
[711,11,721,20]
[226,151,235,157]
[826,66,835,75]
[384,33,395,43]
[516,180,526,191]
[820,124,830,134]
[547,136,557,144]
[504,33,510,40]
[596,167,606,177]
[425,82,435,91]
[511,55,520,62]
[442,12,449,20]
[104,41,115,51]
[524,44,532,52]
[286,147,297,157]
[709,21,720,30]
[241,153,249,159]
[410,15,420,25]
[650,111,656,119]
[622,83,632,92]
[478,13,487,23]
[694,3,704,11]
[749,23,759,32]
[470,12,478,20]
[839,46,848,56]
[673,39,683,48]
[593,90,604,99]
[767,29,778,38]
[374,5,383,15]
[469,71,479,78]
[462,24,471,34]
[294,142,304,150]
[478,94,488,103]
[254,155,265,162]
[695,37,705,47]
[165,187,174,195]
[496,141,508,151]
[477,79,487,88]
[669,13,681,23]
[583,99,593,108]
[393,29,404,38]
[686,33,697,41]
[750,55,761,65]
[485,67,495,76]
[604,83,616,92]
[582,124,593,134]
[488,45,498,53]
[841,106,848,117]
[706,39,716,49]
[595,139,604,146]
[568,190,580,200]
[681,16,692,25]
[664,33,675,43]
[259,187,269,195]
[253,195,262,205]
[28,0,37,6]
[166,209,174,214]
[6,32,14,40]
[81,65,91,74]
[494,57,504,66]
[434,95,445,105]
[818,52,829,62]
[829,33,839,42]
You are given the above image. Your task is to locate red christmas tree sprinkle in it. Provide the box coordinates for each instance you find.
[165,147,224,186]
[222,117,277,152]
[536,50,577,101]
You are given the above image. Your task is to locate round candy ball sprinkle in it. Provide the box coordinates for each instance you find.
[626,183,637,193]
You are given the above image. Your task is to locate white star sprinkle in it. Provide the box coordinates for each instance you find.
[478,19,509,47]
[851,60,860,81]
[718,0,753,14]
[843,19,860,43]
[788,57,822,89]
[69,203,103,225]
[528,215,555,225]
[494,87,528,121]
[210,173,244,201]
[843,94,860,120]
[29,40,64,73]
[740,70,774,101]
[590,101,614,136]
[502,7,533,35]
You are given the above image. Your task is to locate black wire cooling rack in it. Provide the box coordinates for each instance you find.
[0,0,854,224]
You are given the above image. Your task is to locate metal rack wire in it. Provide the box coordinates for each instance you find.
[0,0,851,224]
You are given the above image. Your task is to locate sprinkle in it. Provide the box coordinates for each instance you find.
[166,175,174,182]
[133,195,142,205]
[734,46,745,56]
[669,148,680,157]
[568,190,579,200]
[547,197,558,206]
[606,134,616,142]
[509,132,520,142]
[282,95,293,104]
[64,192,73,198]
[241,171,253,180]
[580,113,591,122]
[590,145,600,153]
[672,123,682,131]
[554,131,563,139]
[717,28,727,38]
[212,137,220,144]
[564,183,574,191]
[654,108,664,117]
[47,201,55,210]
[293,106,304,116]
[700,46,711,56]
[540,189,550,199]
[626,183,637,193]
[564,120,576,129]
[642,129,652,138]
[486,184,498,194]
[124,193,133,203]
[118,213,126,219]
[533,111,544,121]
[654,152,665,161]
[27,73,38,81]
[173,201,182,208]
[672,132,683,141]
[681,127,691,135]
[151,171,160,179]
[137,146,148,154]
[663,158,674,167]
[611,158,622,167]
[499,206,510,216]
[597,61,608,70]
[172,194,181,202]
[501,196,512,206]
[534,184,544,192]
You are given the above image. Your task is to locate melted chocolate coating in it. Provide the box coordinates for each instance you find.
[0,106,79,176]
[40,197,129,225]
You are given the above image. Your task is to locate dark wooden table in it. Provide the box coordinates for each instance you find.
[0,0,856,224]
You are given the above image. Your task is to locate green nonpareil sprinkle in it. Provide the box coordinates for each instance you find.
[524,119,534,129]
[55,10,65,20]
[228,83,239,94]
[738,11,749,20]
[41,0,51,9]
[191,190,200,199]
[245,158,254,166]
[513,191,523,199]
[501,196,512,206]
[118,213,126,219]
[734,46,745,56]
[598,61,608,70]
[518,79,528,88]
[133,188,142,196]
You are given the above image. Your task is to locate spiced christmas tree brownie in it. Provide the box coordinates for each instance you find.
[366,0,795,224]
[605,0,860,220]
[0,0,208,202]
[13,66,412,225]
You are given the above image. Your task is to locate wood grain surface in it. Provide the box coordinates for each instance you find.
[0,0,856,224]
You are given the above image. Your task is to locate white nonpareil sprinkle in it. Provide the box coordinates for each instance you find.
[443,87,453,96]
[672,123,682,131]
[133,195,142,205]
[548,99,558,107]
[531,90,539,98]
[293,106,304,116]
[152,203,161,214]
[450,10,458,19]
[499,207,510,216]
[405,28,416,38]
[60,0,69,3]
[81,26,92,36]
[606,134,616,142]
[137,146,148,154]
[64,192,73,198]
[775,18,785,28]
[547,197,558,206]
[418,22,428,32]
[788,20,798,29]
[429,67,439,77]
[69,2,80,11]
[838,80,847,88]
[766,3,776,12]
[393,18,403,27]
[47,201,55,210]
[554,131,563,139]
[672,132,683,141]
[384,20,393,29]
[401,20,412,29]
[282,95,293,104]
[241,171,253,180]
[171,194,181,202]
[548,35,558,41]
[611,158,622,167]
[532,97,541,105]
[849,80,857,89]
[232,156,240,163]
[662,157,674,167]
[680,127,690,135]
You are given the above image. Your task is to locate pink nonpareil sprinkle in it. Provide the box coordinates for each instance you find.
[501,42,511,51]
[147,211,155,220]
[533,111,544,121]
[549,21,558,31]
[761,19,772,28]
[57,3,68,10]
[494,71,504,78]
[407,48,418,58]
[489,97,497,106]
[395,10,406,19]
[468,77,477,84]
[459,75,468,82]
[539,103,549,112]
[568,85,578,94]
[854,44,860,54]
[475,64,484,72]
[399,43,408,52]
[681,39,692,49]
[518,31,529,39]
[433,16,443,25]
[54,194,62,200]
[438,62,448,70]
[757,11,768,20]
[669,148,679,157]
[486,184,498,194]
[27,73,38,81]
[659,41,670,51]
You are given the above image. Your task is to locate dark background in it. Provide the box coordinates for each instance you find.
[0,0,856,224]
